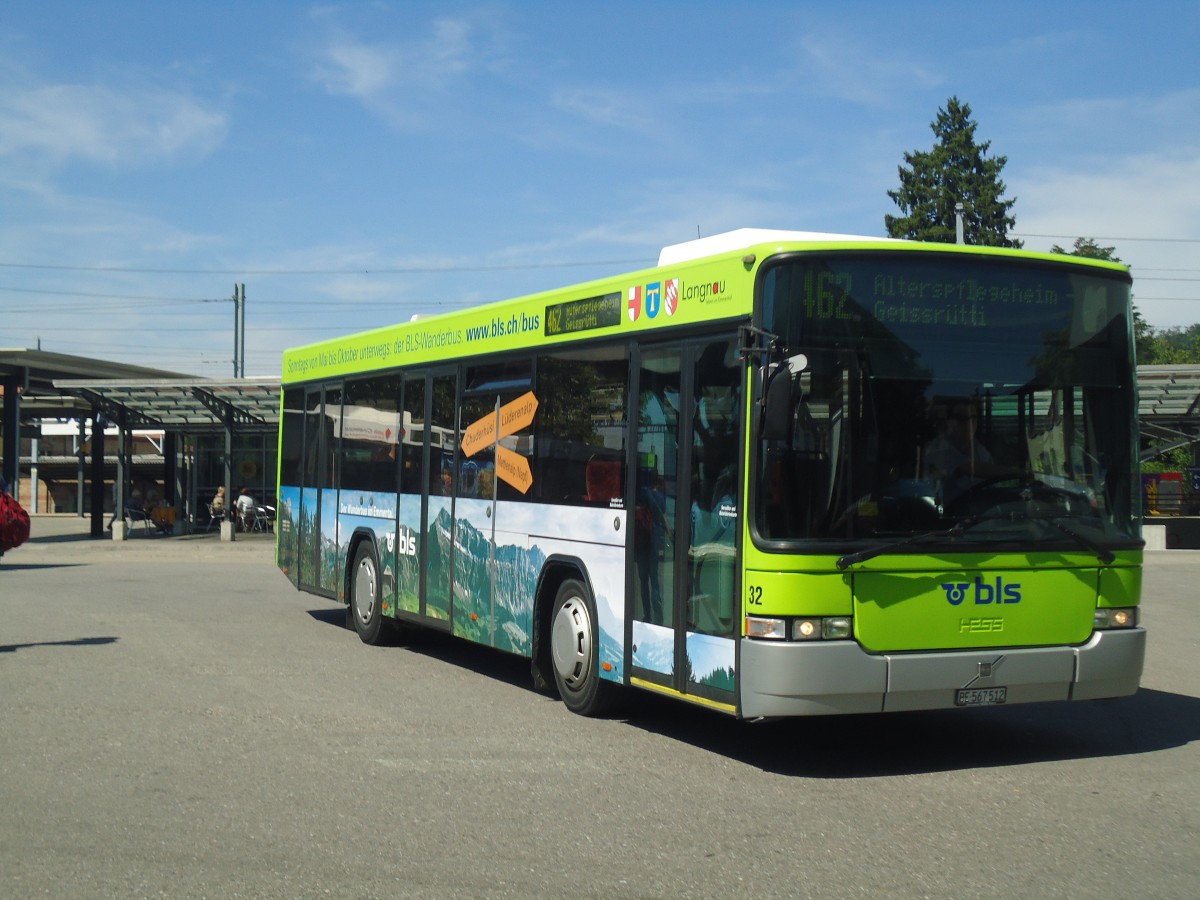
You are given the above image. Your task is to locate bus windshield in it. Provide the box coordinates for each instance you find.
[755,252,1138,550]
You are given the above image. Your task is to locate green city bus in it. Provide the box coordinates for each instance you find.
[276,229,1145,718]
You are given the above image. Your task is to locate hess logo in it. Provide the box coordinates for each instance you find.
[941,576,1021,606]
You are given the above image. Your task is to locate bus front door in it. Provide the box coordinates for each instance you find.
[632,337,741,708]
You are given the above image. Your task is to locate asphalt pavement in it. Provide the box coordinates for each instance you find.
[2,516,1198,899]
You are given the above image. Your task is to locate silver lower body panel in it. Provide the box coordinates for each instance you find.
[739,628,1145,719]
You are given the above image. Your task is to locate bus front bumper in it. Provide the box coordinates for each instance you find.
[738,628,1146,719]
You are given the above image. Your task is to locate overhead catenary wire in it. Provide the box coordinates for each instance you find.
[0,258,653,276]
[1013,233,1200,244]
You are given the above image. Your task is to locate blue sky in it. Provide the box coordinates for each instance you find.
[3,1,1199,376]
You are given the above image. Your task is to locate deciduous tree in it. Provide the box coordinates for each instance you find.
[1050,237,1119,260]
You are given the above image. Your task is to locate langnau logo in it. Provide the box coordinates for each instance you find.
[626,275,729,321]
[682,279,727,303]
[941,576,1021,606]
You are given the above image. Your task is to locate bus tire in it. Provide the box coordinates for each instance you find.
[549,578,615,716]
[349,540,385,645]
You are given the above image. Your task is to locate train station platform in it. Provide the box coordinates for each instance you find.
[3,514,276,563]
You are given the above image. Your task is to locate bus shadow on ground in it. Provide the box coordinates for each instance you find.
[623,688,1200,778]
[304,606,1198,777]
[307,607,348,628]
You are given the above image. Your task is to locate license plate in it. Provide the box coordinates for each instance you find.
[955,687,1007,707]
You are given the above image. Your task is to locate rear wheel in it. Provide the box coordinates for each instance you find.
[349,541,385,644]
[550,578,616,716]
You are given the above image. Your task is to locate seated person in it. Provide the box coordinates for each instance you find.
[235,487,257,528]
[923,400,1006,500]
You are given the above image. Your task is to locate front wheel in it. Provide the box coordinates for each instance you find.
[550,578,616,716]
[349,541,385,644]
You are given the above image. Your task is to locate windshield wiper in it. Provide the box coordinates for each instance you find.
[835,511,1115,570]
[1026,514,1116,564]
[954,510,1115,564]
[836,519,977,570]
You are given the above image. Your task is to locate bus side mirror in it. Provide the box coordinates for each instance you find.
[760,365,793,442]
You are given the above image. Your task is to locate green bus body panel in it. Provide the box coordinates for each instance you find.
[743,569,854,616]
[742,543,1142,654]
[851,567,1096,652]
[1098,563,1141,607]
[281,236,1130,387]
[281,254,753,385]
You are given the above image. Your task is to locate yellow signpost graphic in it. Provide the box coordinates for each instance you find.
[495,445,533,494]
[460,391,538,493]
[497,391,538,440]
[460,417,495,460]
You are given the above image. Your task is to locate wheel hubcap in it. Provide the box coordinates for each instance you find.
[353,556,377,625]
[551,596,592,691]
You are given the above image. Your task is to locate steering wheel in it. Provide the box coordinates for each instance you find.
[945,471,1079,517]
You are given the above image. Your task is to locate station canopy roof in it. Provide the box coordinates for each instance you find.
[51,377,281,433]
[0,348,189,384]
[1137,364,1200,420]
[1,348,279,434]
[1136,364,1200,461]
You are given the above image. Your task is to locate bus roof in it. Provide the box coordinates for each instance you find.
[657,228,893,266]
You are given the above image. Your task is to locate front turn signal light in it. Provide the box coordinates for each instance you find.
[1094,607,1138,629]
[745,616,787,639]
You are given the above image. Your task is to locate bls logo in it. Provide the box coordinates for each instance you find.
[397,527,417,557]
[387,528,418,557]
[941,576,1021,606]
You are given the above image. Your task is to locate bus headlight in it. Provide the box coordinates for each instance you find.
[1094,607,1138,629]
[792,618,822,640]
[822,617,853,640]
[791,617,853,640]
[747,616,854,641]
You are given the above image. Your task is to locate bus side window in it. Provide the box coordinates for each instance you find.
[535,345,629,507]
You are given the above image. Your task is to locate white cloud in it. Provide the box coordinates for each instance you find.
[793,30,943,106]
[308,13,505,129]
[0,80,227,168]
[1020,153,1200,239]
[549,87,658,133]
[1016,87,1200,162]
[316,41,396,99]
[1016,151,1200,327]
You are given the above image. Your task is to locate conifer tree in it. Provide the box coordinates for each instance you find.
[886,97,1020,247]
